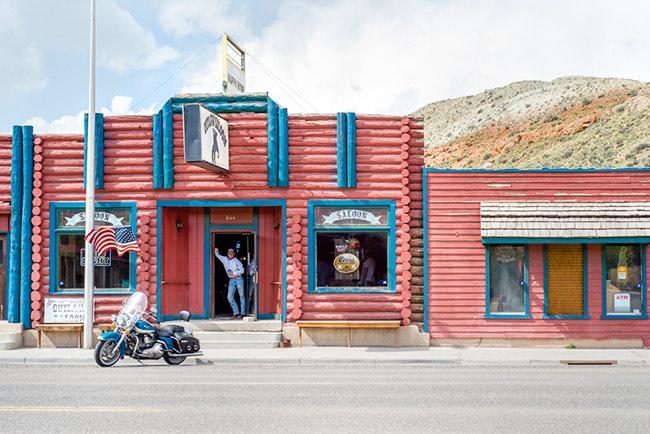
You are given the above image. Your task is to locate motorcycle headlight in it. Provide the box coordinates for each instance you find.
[115,313,130,328]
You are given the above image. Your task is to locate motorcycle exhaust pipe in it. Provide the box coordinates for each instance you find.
[170,352,204,357]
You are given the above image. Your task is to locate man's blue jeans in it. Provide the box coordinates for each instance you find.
[227,277,246,315]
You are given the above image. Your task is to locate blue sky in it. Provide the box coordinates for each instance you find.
[3,0,650,133]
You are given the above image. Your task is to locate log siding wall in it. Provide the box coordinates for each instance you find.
[425,170,650,342]
[25,112,422,326]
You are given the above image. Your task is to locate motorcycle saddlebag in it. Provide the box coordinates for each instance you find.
[175,335,200,354]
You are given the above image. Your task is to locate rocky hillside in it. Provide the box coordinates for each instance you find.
[414,76,650,168]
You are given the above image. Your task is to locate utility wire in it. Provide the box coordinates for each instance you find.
[131,35,223,112]
[248,53,319,112]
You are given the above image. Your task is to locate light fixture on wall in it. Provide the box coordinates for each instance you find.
[175,218,184,231]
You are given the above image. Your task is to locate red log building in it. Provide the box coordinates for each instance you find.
[2,93,427,347]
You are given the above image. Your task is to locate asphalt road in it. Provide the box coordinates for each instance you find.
[1,363,649,433]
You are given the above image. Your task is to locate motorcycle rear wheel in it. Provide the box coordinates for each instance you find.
[94,340,121,367]
[163,353,187,365]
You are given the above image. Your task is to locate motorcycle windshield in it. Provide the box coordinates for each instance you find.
[119,291,148,320]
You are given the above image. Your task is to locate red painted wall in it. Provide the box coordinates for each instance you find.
[26,111,422,325]
[426,171,650,341]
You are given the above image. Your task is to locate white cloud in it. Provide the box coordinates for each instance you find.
[159,0,252,38]
[97,1,178,73]
[0,1,47,96]
[25,95,156,134]
[165,0,650,114]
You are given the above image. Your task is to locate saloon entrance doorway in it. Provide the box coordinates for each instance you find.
[159,204,284,321]
[212,232,256,317]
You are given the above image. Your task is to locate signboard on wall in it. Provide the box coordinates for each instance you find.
[183,103,230,172]
[80,249,111,267]
[44,298,85,323]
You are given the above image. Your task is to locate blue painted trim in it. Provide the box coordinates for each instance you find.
[484,314,533,319]
[484,244,530,318]
[307,200,396,294]
[172,94,269,104]
[157,199,287,207]
[543,244,589,319]
[152,110,163,189]
[156,199,287,321]
[171,101,268,114]
[83,113,104,190]
[346,112,356,188]
[267,99,279,187]
[48,202,138,295]
[281,204,287,321]
[600,243,648,320]
[162,100,174,189]
[20,126,33,328]
[423,167,650,174]
[483,237,650,245]
[422,167,429,332]
[278,107,289,187]
[208,224,256,231]
[7,126,22,323]
[83,114,87,189]
[95,113,104,189]
[336,113,348,188]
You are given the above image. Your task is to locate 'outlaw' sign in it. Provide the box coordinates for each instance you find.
[183,103,230,172]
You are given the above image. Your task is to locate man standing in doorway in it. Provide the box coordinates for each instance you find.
[214,247,246,319]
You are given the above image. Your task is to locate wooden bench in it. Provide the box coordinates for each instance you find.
[295,320,401,347]
[34,324,83,348]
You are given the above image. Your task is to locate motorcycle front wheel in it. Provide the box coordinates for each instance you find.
[163,353,187,365]
[94,340,121,367]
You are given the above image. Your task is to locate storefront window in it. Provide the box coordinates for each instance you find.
[488,245,527,316]
[51,205,135,293]
[603,245,645,317]
[309,202,395,293]
[316,232,388,288]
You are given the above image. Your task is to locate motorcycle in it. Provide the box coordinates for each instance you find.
[94,291,202,367]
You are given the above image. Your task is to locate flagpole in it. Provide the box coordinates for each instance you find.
[83,0,97,350]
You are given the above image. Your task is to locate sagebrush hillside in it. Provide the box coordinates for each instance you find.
[414,76,650,168]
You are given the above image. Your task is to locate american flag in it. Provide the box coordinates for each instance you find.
[85,226,141,257]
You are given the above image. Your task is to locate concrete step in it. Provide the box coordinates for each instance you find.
[0,321,24,333]
[189,320,282,333]
[200,340,279,349]
[0,332,22,350]
[194,331,282,342]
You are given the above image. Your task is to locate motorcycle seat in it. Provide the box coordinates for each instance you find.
[157,324,185,337]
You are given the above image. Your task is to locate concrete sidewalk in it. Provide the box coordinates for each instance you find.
[1,346,649,367]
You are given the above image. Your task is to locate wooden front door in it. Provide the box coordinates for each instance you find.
[160,208,205,319]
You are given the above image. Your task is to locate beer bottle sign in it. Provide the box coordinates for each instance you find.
[617,247,629,283]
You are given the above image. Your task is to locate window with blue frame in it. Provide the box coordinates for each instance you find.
[51,204,136,293]
[487,245,528,316]
[602,244,646,318]
[309,202,395,293]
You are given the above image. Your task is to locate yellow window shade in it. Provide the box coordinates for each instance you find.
[547,244,584,316]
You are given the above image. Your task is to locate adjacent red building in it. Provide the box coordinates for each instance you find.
[424,169,650,347]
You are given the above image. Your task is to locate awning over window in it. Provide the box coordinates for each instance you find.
[480,201,650,241]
